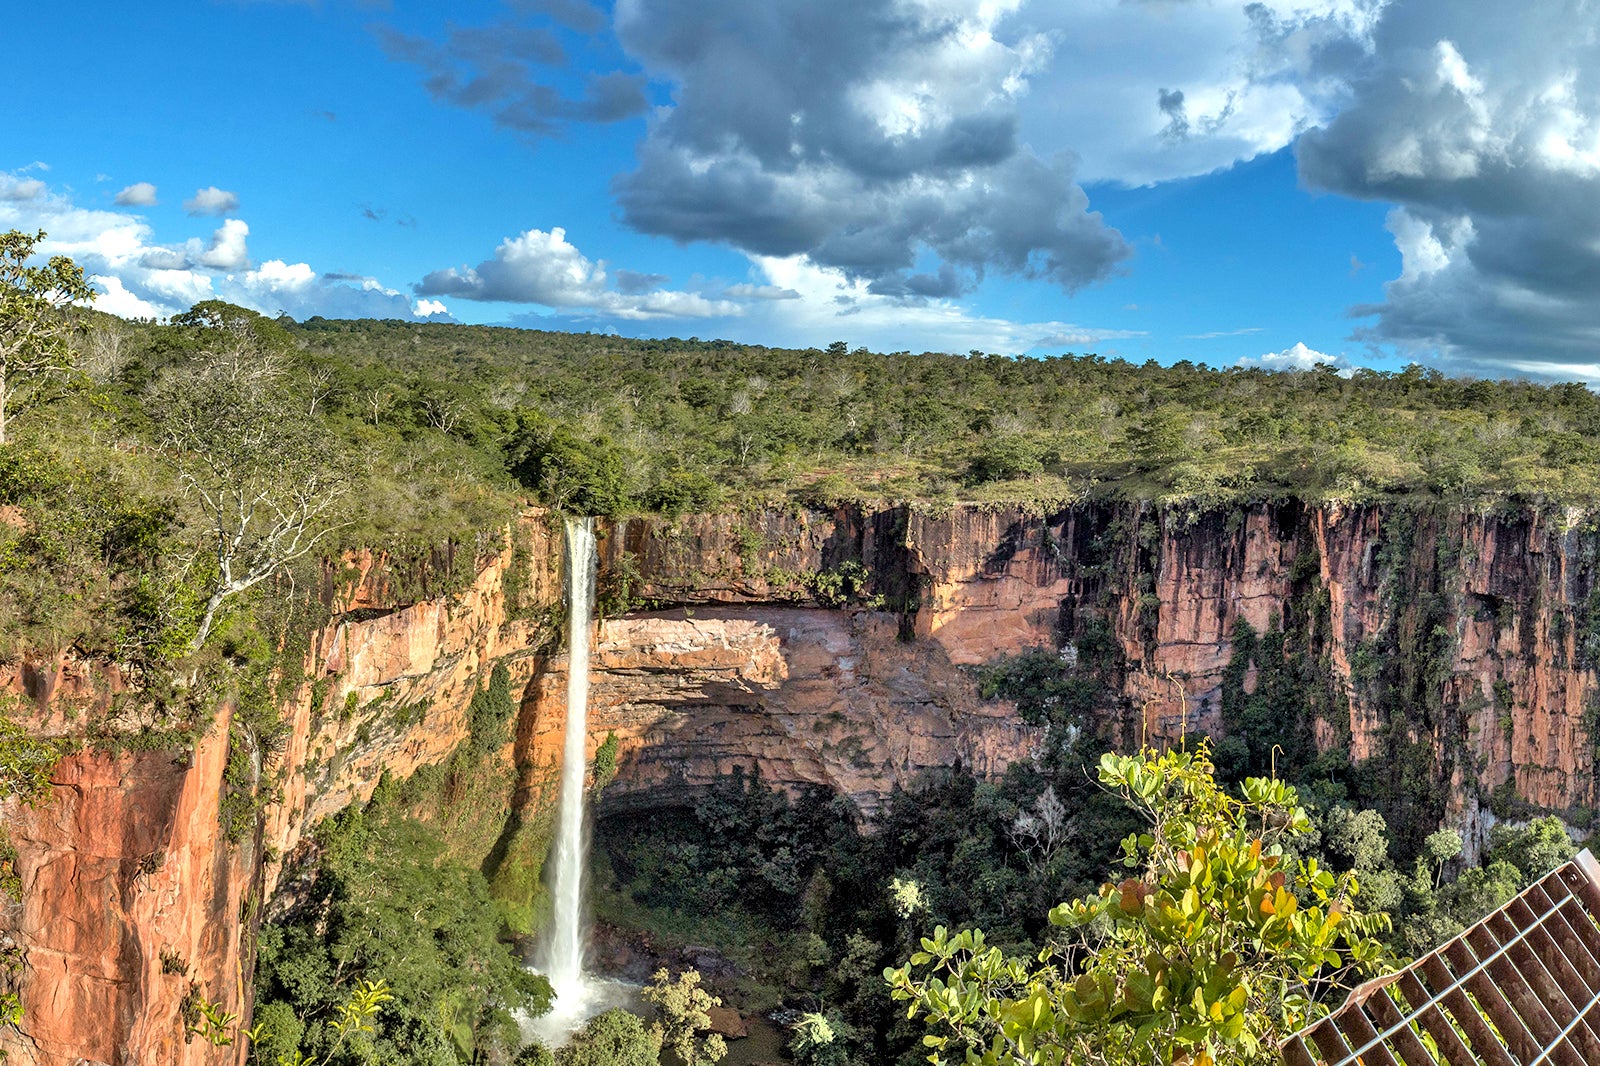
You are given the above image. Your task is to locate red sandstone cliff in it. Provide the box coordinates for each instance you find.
[4,500,1599,1061]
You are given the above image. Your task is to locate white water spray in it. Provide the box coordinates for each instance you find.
[526,517,620,1044]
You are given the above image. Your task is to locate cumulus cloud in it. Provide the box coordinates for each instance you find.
[0,176,46,202]
[610,0,1131,295]
[721,283,800,301]
[184,186,240,216]
[416,226,741,319]
[614,269,667,294]
[217,264,432,321]
[93,275,170,320]
[139,247,191,271]
[0,174,440,324]
[1237,341,1354,373]
[192,219,250,270]
[374,17,646,136]
[376,0,1396,297]
[114,182,158,206]
[729,253,1145,355]
[1006,0,1384,185]
[1296,0,1600,376]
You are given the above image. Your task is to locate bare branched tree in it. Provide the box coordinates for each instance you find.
[364,386,393,427]
[419,392,467,433]
[1009,785,1069,868]
[79,320,129,384]
[305,366,335,417]
[154,331,347,651]
[0,230,95,444]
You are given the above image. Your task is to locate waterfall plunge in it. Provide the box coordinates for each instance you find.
[526,517,618,1045]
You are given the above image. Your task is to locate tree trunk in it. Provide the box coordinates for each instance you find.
[190,588,230,653]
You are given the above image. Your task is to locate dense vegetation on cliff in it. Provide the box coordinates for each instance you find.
[595,647,1579,1065]
[46,300,1600,539]
[13,291,1600,669]
[2,247,1597,1065]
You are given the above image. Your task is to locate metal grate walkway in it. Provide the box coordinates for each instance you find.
[1281,850,1600,1066]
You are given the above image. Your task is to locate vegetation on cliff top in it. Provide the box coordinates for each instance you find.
[167,313,1600,515]
[7,272,1600,670]
[1,241,1596,1063]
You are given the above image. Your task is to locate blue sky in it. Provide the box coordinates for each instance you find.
[6,0,1600,380]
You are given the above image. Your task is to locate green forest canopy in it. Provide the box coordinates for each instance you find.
[83,305,1600,526]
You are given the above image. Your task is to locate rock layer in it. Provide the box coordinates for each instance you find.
[524,608,1035,816]
[5,500,1600,1062]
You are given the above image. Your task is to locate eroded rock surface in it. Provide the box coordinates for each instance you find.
[6,500,1600,1062]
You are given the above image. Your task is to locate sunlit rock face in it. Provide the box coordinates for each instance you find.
[523,608,1037,817]
[0,712,253,1066]
[6,500,1600,1063]
[598,502,1600,821]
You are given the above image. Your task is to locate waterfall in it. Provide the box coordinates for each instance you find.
[530,516,602,1040]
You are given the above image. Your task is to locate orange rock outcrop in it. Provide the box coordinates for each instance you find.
[4,499,1600,1062]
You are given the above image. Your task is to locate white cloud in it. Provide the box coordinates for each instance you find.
[1237,341,1354,374]
[735,253,1144,354]
[605,0,1131,295]
[192,219,250,270]
[92,274,168,320]
[417,226,743,319]
[139,247,191,270]
[243,259,316,292]
[0,176,46,202]
[414,298,450,318]
[721,283,801,300]
[184,186,240,216]
[1296,0,1600,375]
[0,174,440,324]
[1019,0,1385,185]
[114,182,158,207]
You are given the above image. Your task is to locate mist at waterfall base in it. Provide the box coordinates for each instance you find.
[522,518,632,1047]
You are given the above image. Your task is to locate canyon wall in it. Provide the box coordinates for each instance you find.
[596,502,1600,818]
[4,499,1599,1062]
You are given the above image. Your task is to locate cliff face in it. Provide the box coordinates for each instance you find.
[0,517,565,1066]
[597,503,1600,845]
[4,500,1599,1062]
[0,710,253,1066]
[525,608,1034,816]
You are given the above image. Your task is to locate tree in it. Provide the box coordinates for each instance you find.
[152,323,347,651]
[0,230,94,444]
[887,745,1391,1066]
[505,411,631,516]
[789,1011,853,1066]
[1487,816,1575,883]
[556,1009,659,1066]
[252,800,551,1063]
[642,969,727,1066]
[1420,828,1463,889]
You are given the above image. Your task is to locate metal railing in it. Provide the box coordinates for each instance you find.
[1280,850,1600,1066]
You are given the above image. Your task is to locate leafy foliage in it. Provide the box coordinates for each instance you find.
[0,229,95,445]
[553,1009,659,1066]
[151,328,347,650]
[467,661,516,756]
[887,745,1392,1066]
[642,968,727,1066]
[591,731,619,796]
[251,789,551,1065]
